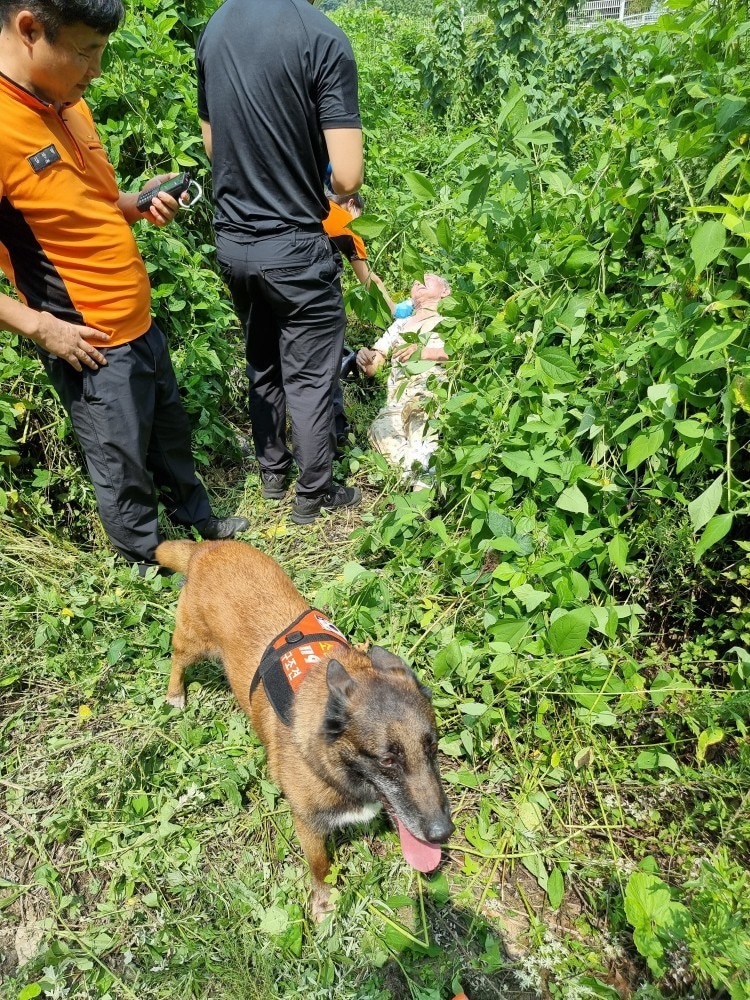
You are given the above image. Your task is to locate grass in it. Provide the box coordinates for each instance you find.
[1,377,749,999]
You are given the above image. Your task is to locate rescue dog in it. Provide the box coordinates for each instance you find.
[155,539,454,919]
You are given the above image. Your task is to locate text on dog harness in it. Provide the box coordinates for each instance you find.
[249,608,350,726]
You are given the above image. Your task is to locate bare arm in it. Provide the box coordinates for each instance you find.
[393,343,448,363]
[351,258,395,313]
[0,292,110,371]
[201,120,213,162]
[323,127,363,196]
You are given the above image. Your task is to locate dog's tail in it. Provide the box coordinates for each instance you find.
[155,540,197,576]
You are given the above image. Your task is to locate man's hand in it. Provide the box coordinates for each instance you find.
[34,312,111,371]
[140,173,183,226]
[356,347,385,378]
[118,173,185,225]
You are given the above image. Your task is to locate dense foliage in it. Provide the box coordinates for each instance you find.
[1,1,749,998]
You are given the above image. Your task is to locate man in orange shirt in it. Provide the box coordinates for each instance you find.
[0,0,248,571]
[324,193,395,314]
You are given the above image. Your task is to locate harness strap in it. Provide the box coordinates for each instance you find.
[250,608,350,726]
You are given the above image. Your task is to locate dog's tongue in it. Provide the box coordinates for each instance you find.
[397,819,442,872]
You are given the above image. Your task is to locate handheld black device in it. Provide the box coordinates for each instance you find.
[136,173,192,212]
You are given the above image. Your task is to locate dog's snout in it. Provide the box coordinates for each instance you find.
[425,812,455,844]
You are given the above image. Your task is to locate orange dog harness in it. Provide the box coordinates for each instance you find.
[250,608,350,725]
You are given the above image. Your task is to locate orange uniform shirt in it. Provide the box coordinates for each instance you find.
[323,200,367,262]
[0,72,151,348]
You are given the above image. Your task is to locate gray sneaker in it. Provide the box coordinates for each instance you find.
[261,470,289,500]
[291,485,362,525]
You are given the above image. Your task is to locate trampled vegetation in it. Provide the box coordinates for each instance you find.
[1,1,749,998]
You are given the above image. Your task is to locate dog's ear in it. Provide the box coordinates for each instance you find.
[326,658,356,700]
[323,659,356,741]
[369,645,410,673]
[371,646,430,698]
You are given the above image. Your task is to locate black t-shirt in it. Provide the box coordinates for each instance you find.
[197,0,361,238]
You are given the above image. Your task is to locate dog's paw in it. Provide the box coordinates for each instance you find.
[165,692,186,710]
[311,887,335,923]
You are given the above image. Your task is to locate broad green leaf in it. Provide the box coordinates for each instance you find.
[442,769,481,789]
[436,218,452,252]
[444,134,482,164]
[540,169,575,197]
[694,512,733,562]
[608,534,629,572]
[496,83,527,130]
[403,170,436,202]
[517,800,543,831]
[690,323,741,358]
[635,751,680,774]
[458,702,488,717]
[401,243,425,276]
[490,618,531,645]
[18,987,42,1000]
[547,867,564,910]
[674,419,706,439]
[624,872,690,977]
[259,905,289,935]
[696,727,724,763]
[419,219,438,246]
[520,851,548,890]
[716,94,747,132]
[514,125,558,146]
[500,451,540,480]
[690,220,726,274]
[535,348,579,384]
[277,903,304,957]
[625,428,664,471]
[349,214,386,240]
[625,873,673,928]
[561,247,598,274]
[548,609,590,656]
[108,637,127,665]
[341,562,373,584]
[512,583,550,612]
[556,484,589,516]
[488,509,514,537]
[688,474,723,531]
[676,444,702,474]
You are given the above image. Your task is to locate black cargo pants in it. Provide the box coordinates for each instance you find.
[217,228,346,498]
[39,321,213,565]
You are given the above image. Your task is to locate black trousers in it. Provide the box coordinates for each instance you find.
[39,321,213,565]
[217,229,346,497]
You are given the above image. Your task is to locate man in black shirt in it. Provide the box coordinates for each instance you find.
[197,0,364,525]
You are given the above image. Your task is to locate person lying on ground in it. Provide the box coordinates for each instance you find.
[356,273,451,488]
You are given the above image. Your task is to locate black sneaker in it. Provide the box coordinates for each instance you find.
[290,485,362,525]
[260,470,289,500]
[200,516,249,540]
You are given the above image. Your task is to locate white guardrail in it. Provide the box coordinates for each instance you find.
[567,0,664,29]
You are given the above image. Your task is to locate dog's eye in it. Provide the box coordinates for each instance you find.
[379,754,397,768]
